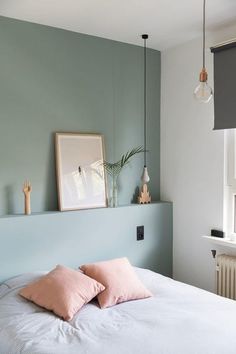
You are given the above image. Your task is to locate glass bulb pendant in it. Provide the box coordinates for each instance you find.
[141,166,150,184]
[194,68,213,103]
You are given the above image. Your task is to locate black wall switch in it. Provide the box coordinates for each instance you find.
[211,229,224,238]
[137,226,144,241]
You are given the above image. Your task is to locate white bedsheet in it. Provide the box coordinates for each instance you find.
[1,268,236,354]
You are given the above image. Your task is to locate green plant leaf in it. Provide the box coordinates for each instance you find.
[103,146,144,179]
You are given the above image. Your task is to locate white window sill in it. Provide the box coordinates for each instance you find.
[203,235,236,249]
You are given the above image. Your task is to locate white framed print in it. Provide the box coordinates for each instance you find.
[55,133,107,211]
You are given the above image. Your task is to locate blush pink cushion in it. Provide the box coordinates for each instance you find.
[80,258,152,309]
[19,265,105,321]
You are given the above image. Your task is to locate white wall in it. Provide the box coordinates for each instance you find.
[161,24,236,292]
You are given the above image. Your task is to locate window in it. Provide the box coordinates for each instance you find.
[224,130,236,237]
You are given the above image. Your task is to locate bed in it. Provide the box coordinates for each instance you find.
[1,267,236,354]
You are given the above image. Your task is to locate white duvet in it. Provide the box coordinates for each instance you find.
[1,268,236,354]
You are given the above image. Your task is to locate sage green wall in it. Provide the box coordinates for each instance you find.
[0,16,161,215]
[0,203,172,282]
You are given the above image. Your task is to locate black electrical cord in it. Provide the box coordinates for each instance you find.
[142,34,148,167]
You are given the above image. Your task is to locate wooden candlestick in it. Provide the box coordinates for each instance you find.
[23,180,32,215]
[138,183,151,204]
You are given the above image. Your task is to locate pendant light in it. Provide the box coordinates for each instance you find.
[138,34,151,204]
[194,0,213,103]
[141,34,150,184]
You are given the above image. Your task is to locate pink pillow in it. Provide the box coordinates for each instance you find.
[80,258,152,308]
[19,265,105,321]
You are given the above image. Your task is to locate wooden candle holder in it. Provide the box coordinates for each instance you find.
[138,183,151,204]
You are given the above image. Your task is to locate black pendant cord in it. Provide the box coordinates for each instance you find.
[203,0,206,69]
[142,34,148,167]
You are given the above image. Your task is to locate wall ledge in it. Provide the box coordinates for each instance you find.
[0,201,171,220]
[0,201,173,282]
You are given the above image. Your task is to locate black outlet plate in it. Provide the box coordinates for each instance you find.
[137,226,144,241]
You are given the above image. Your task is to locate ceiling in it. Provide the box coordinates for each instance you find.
[0,0,236,50]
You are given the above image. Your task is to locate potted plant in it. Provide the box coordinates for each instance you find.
[104,146,144,207]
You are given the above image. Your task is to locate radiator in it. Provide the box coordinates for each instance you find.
[217,254,236,300]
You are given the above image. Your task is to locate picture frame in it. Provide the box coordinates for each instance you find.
[55,132,107,211]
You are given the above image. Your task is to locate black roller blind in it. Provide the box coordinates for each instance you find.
[211,42,236,130]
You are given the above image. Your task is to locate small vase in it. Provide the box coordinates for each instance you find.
[110,175,118,207]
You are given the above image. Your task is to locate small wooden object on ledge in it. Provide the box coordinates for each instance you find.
[23,180,32,215]
[138,183,151,204]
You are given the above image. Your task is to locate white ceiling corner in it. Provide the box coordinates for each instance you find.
[0,0,236,50]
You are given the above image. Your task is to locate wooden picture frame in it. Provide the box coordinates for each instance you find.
[55,132,107,211]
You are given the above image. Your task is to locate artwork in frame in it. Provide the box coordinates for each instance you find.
[55,133,107,211]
